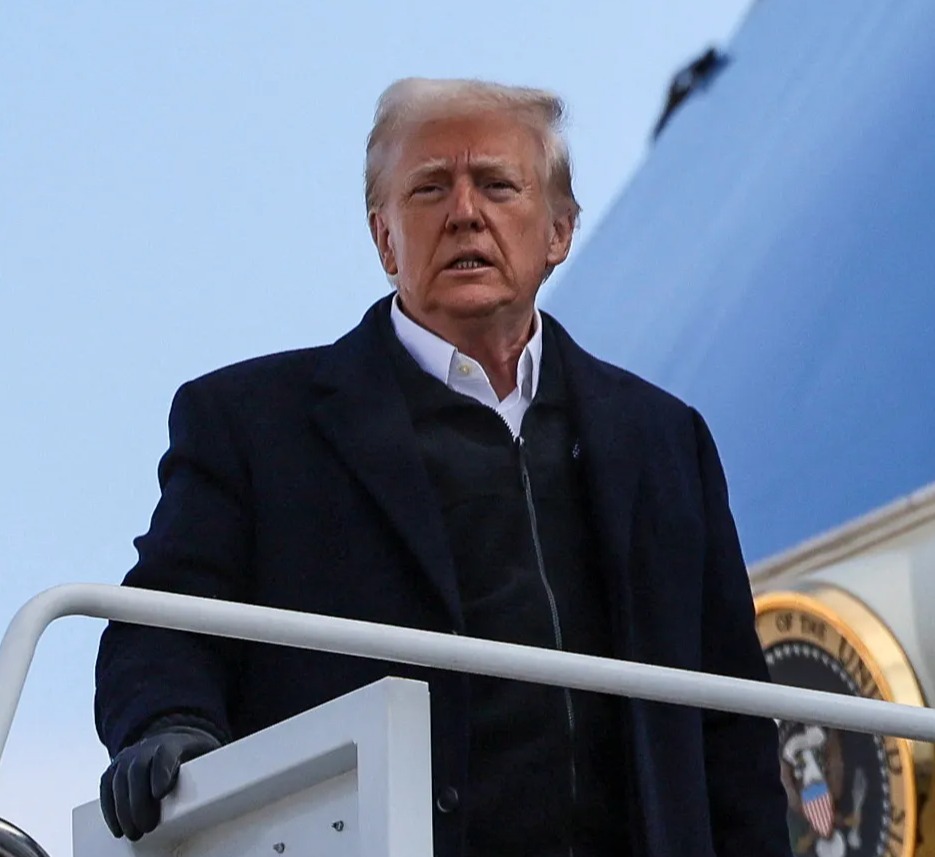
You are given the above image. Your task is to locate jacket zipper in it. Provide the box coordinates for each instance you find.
[517,435,578,857]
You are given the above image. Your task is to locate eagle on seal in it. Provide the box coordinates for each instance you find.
[778,722,867,857]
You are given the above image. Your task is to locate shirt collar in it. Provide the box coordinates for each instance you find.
[390,294,543,399]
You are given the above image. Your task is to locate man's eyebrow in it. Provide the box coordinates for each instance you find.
[469,156,521,176]
[405,159,452,184]
[405,156,523,184]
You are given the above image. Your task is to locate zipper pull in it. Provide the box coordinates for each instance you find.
[516,435,531,487]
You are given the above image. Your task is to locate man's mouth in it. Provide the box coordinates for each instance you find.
[446,253,493,270]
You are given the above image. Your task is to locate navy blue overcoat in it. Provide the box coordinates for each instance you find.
[95,297,790,857]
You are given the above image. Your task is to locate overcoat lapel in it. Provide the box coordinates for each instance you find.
[308,299,462,625]
[547,315,644,657]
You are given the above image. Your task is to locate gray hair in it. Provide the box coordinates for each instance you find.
[365,77,581,227]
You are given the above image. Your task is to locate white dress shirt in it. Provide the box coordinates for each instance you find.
[390,296,542,438]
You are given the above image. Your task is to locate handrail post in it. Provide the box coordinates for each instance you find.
[0,589,67,762]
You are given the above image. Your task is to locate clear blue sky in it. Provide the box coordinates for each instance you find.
[1,3,750,852]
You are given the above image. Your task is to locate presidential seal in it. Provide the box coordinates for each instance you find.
[755,588,928,857]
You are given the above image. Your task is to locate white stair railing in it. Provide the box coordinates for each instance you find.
[4,583,935,762]
[3,582,935,856]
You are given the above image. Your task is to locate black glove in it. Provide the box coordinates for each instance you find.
[99,724,221,840]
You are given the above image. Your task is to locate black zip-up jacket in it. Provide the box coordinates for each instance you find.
[386,318,626,857]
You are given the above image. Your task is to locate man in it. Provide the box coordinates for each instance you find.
[95,78,792,856]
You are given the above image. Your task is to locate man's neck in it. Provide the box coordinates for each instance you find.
[398,300,535,400]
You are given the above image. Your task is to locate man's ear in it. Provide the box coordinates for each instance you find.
[369,210,398,276]
[546,213,575,268]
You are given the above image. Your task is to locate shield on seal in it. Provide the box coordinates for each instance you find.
[801,781,835,838]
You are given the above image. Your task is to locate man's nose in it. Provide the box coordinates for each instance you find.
[445,180,484,232]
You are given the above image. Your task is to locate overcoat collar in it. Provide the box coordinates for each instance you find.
[308,296,645,637]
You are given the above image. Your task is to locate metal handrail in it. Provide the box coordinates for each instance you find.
[0,817,51,857]
[3,583,935,770]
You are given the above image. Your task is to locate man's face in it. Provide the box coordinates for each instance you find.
[370,111,573,330]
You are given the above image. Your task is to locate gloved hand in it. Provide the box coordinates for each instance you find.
[99,725,221,840]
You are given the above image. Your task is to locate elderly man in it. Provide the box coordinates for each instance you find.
[95,78,791,856]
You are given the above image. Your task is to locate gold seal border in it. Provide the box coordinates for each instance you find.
[755,588,923,857]
[756,588,924,707]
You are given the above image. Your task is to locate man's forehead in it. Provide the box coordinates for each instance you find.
[392,113,540,171]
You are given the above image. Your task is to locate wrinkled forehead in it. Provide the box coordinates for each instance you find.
[386,111,546,183]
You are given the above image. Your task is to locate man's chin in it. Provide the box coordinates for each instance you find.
[431,283,520,319]
[398,280,535,331]
[442,299,503,319]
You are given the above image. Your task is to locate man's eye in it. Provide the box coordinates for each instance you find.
[486,181,516,191]
[413,185,442,195]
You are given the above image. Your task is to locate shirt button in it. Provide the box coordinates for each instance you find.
[457,364,472,376]
[435,786,460,813]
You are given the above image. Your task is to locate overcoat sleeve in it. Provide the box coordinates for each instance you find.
[692,409,792,857]
[94,379,253,756]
